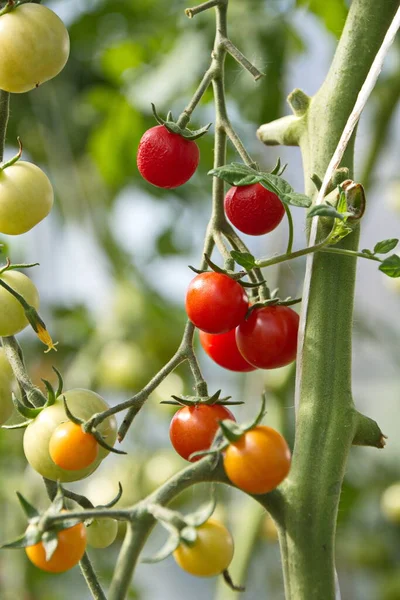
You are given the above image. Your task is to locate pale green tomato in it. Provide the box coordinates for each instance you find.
[23,389,117,483]
[0,270,39,337]
[86,518,118,549]
[381,483,400,523]
[0,4,70,93]
[173,519,234,577]
[0,348,13,425]
[0,162,54,235]
[96,341,145,390]
[141,450,187,495]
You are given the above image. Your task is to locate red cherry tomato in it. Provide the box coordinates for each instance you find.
[236,305,299,369]
[223,425,291,494]
[170,404,236,461]
[137,125,199,188]
[199,329,256,372]
[224,183,285,236]
[186,272,248,334]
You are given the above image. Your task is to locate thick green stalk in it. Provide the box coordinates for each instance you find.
[275,1,399,598]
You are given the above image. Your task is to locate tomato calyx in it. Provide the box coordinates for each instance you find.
[143,496,216,563]
[11,366,63,421]
[2,485,82,559]
[151,103,211,141]
[62,396,126,457]
[189,253,264,290]
[245,291,302,318]
[161,389,243,408]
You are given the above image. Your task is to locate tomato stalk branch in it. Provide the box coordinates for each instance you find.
[1,336,47,408]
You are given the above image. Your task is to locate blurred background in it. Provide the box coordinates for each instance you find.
[0,0,400,598]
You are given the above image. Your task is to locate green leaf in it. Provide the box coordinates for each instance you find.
[379,255,400,278]
[230,251,256,270]
[307,205,345,220]
[281,192,312,208]
[296,0,347,37]
[208,163,261,186]
[259,173,292,197]
[374,239,399,255]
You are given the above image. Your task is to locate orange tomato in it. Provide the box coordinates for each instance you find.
[223,425,291,494]
[49,421,98,471]
[25,521,86,573]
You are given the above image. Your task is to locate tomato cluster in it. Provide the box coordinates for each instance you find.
[185,272,299,372]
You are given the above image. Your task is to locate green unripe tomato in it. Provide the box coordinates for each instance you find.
[86,518,118,549]
[381,483,400,523]
[0,162,54,235]
[0,347,14,425]
[0,4,70,93]
[23,389,117,483]
[0,270,39,337]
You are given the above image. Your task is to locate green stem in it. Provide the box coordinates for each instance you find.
[2,336,46,407]
[220,36,263,80]
[319,246,381,261]
[79,553,107,600]
[176,67,215,129]
[0,90,10,161]
[185,0,224,19]
[284,205,294,255]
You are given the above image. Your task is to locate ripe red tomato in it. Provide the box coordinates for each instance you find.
[199,329,256,372]
[223,425,291,494]
[137,125,199,188]
[236,305,299,369]
[224,183,285,236]
[186,272,248,334]
[25,521,86,573]
[170,404,235,461]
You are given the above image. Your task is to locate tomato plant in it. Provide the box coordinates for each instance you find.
[223,425,291,494]
[86,518,118,549]
[186,272,248,334]
[170,403,235,461]
[236,305,299,369]
[49,421,99,471]
[0,347,13,425]
[0,3,70,93]
[23,389,117,482]
[25,521,86,573]
[172,519,234,577]
[0,161,54,235]
[137,125,199,188]
[0,270,39,337]
[199,328,256,372]
[224,183,285,235]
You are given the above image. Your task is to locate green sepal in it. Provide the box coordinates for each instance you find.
[245,392,267,430]
[1,528,41,550]
[151,103,211,141]
[379,254,400,278]
[185,494,216,528]
[52,366,64,397]
[91,428,127,455]
[239,279,266,289]
[49,482,65,514]
[167,390,240,407]
[2,419,32,430]
[42,531,59,561]
[218,419,244,443]
[374,239,398,254]
[62,395,84,426]
[98,482,123,509]
[17,492,39,520]
[142,531,180,563]
[12,393,42,419]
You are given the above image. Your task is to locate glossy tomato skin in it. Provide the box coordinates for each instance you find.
[49,421,99,471]
[25,521,86,573]
[170,404,235,462]
[0,4,70,93]
[0,348,14,425]
[173,518,234,577]
[86,518,118,549]
[199,329,256,372]
[0,162,54,235]
[23,389,117,482]
[224,183,285,236]
[186,272,248,334]
[0,270,39,337]
[137,125,199,188]
[236,305,299,369]
[223,425,291,494]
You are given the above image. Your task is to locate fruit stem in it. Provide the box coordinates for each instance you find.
[0,136,22,171]
[0,90,10,161]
